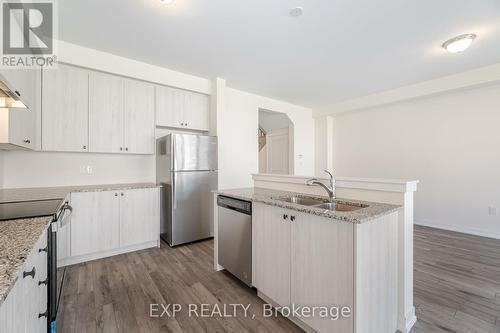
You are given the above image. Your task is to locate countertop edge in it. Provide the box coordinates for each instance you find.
[0,216,52,306]
[216,188,401,224]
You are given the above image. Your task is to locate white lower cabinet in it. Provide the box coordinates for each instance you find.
[252,202,291,307]
[0,230,48,333]
[252,202,398,333]
[70,190,120,257]
[119,188,159,247]
[253,203,354,333]
[64,187,159,265]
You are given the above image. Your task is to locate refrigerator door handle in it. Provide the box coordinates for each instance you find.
[172,173,177,209]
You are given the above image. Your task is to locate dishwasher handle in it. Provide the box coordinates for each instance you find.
[217,196,252,215]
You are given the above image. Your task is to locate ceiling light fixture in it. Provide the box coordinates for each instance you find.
[289,7,303,17]
[158,0,175,4]
[442,34,477,53]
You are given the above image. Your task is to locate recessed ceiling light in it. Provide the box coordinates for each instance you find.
[442,34,477,53]
[158,0,175,4]
[290,7,303,17]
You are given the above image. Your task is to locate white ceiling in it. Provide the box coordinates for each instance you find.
[59,0,500,109]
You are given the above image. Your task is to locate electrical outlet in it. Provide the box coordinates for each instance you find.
[488,207,498,216]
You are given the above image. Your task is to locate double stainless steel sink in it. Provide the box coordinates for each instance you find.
[277,195,368,212]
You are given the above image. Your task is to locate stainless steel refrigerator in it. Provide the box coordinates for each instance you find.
[156,133,218,246]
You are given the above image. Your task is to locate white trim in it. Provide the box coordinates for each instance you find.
[397,308,417,333]
[252,173,419,193]
[314,62,500,116]
[415,219,500,240]
[57,240,158,267]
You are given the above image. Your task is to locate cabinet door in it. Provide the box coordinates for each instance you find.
[291,212,354,333]
[0,268,24,332]
[0,67,38,111]
[35,232,48,332]
[70,191,120,257]
[252,203,291,307]
[119,188,159,247]
[21,253,37,333]
[124,79,155,154]
[0,108,35,149]
[184,92,209,131]
[155,85,185,128]
[89,72,124,153]
[42,64,89,152]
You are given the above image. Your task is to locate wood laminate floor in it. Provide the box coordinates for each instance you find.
[58,225,500,333]
[57,240,303,333]
[411,226,500,333]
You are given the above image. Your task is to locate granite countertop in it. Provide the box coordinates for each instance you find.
[0,182,160,306]
[217,187,401,224]
[0,216,53,305]
[0,182,160,203]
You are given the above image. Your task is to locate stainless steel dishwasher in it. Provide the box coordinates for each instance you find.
[217,195,252,287]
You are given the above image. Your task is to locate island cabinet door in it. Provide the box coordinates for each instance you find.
[252,203,291,307]
[290,212,355,333]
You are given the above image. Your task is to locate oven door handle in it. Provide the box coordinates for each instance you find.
[59,202,73,227]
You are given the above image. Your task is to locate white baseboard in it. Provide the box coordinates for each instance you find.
[397,307,417,333]
[58,240,159,267]
[415,219,500,240]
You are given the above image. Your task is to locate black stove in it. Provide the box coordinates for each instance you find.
[0,199,64,221]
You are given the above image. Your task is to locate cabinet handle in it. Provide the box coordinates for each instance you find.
[23,267,36,279]
[39,278,48,286]
[125,147,128,151]
[14,90,20,97]
[38,246,48,253]
[38,310,48,318]
[290,216,296,222]
[114,193,118,197]
[121,192,124,196]
[23,139,31,144]
[283,214,288,220]
[83,145,87,150]
[120,147,123,151]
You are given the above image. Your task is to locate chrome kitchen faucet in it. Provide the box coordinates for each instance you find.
[306,170,336,200]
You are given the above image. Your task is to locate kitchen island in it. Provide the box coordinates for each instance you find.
[214,187,401,333]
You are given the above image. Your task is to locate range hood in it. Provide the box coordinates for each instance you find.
[0,80,26,108]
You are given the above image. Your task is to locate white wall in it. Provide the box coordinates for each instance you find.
[330,83,500,238]
[219,87,314,189]
[0,151,155,188]
[0,44,315,190]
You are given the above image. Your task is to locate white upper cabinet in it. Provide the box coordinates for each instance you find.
[184,91,210,131]
[124,79,155,154]
[89,72,124,153]
[42,64,89,152]
[155,85,210,131]
[0,108,35,149]
[0,68,38,111]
